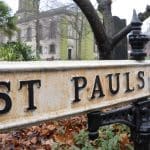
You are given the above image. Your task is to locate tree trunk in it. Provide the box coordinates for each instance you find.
[34,0,40,57]
[97,0,114,37]
[35,18,40,57]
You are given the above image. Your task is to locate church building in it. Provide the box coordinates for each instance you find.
[0,0,98,60]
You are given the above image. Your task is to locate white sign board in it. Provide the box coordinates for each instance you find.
[0,60,149,130]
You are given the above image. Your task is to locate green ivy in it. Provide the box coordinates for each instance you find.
[73,124,133,150]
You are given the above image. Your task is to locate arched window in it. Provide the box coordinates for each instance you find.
[68,48,72,60]
[26,27,32,41]
[49,21,57,39]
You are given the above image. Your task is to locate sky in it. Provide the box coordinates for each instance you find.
[1,0,150,25]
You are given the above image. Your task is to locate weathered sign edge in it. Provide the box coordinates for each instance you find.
[0,60,149,72]
[0,60,149,131]
[0,95,149,132]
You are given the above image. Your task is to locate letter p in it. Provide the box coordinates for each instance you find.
[71,76,87,103]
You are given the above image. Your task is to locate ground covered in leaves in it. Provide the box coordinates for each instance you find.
[0,115,133,149]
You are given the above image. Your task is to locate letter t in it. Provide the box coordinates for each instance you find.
[19,80,41,111]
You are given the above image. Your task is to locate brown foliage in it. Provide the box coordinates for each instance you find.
[0,116,87,149]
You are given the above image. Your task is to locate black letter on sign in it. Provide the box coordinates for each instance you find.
[124,72,134,93]
[19,80,41,111]
[137,71,145,89]
[107,73,120,95]
[71,76,87,103]
[91,75,105,99]
[0,81,12,114]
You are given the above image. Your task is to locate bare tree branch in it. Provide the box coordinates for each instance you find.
[73,0,112,59]
[138,5,150,21]
[112,24,132,47]
[72,0,149,59]
[112,7,149,48]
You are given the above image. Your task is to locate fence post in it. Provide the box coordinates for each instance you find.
[129,9,149,60]
[129,10,150,150]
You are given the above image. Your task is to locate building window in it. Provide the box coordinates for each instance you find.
[68,25,73,38]
[49,21,57,39]
[17,30,21,41]
[68,48,72,60]
[39,24,43,40]
[26,27,32,41]
[49,44,56,54]
[39,46,43,54]
[93,38,98,53]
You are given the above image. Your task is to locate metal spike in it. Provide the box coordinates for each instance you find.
[131,9,142,26]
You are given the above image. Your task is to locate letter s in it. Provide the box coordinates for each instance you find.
[0,82,12,114]
[137,71,145,89]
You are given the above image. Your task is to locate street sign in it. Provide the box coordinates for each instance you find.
[0,60,149,131]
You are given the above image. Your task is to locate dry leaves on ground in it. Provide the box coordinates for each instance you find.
[0,115,87,149]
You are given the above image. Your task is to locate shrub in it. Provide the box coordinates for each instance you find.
[0,42,36,61]
[74,124,133,150]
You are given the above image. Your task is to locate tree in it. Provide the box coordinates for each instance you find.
[97,0,114,37]
[72,0,150,60]
[0,41,35,61]
[97,0,128,59]
[138,5,150,21]
[0,1,17,39]
[72,8,91,60]
[33,0,67,57]
[41,1,94,60]
[62,4,93,59]
[33,0,40,57]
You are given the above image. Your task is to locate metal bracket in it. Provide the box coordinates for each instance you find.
[87,98,150,150]
[87,9,150,150]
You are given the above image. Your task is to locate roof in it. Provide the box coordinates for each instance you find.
[16,6,73,23]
